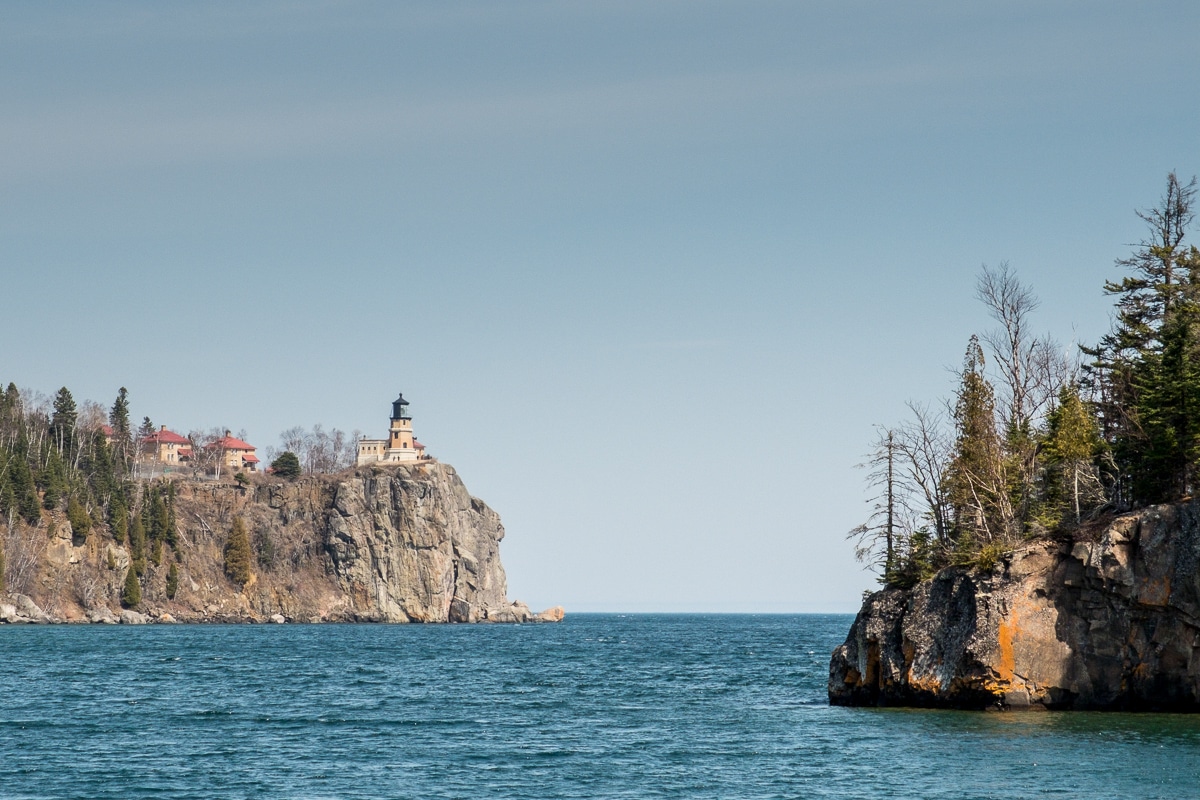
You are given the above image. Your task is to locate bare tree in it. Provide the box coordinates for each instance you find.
[895,402,953,545]
[976,263,1040,433]
[275,424,358,474]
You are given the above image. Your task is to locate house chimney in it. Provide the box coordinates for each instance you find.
[225,430,231,438]
[160,424,166,431]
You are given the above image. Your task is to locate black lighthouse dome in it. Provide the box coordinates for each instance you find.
[391,393,411,421]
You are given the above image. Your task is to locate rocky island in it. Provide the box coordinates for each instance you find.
[830,502,1200,710]
[1,462,563,625]
[833,175,1200,712]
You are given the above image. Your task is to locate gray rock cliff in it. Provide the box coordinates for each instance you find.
[829,502,1200,710]
[1,462,562,624]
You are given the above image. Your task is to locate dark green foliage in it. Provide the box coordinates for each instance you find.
[109,387,132,473]
[857,175,1200,585]
[945,336,1007,544]
[12,451,41,525]
[166,562,179,599]
[256,528,276,570]
[50,387,77,457]
[1040,384,1105,526]
[129,513,147,576]
[121,566,141,608]
[67,496,90,545]
[224,517,253,587]
[270,451,302,479]
[109,500,128,545]
[39,449,67,510]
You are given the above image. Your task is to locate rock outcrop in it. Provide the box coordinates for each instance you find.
[829,502,1200,710]
[1,462,561,625]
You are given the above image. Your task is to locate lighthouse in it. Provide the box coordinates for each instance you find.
[355,393,428,466]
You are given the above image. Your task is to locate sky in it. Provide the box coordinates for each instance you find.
[2,1,1199,613]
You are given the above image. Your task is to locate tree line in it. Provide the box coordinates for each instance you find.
[852,173,1200,587]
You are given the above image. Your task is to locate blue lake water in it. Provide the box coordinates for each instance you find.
[2,614,1199,798]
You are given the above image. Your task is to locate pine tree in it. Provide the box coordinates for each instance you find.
[224,517,253,587]
[270,451,302,479]
[1087,173,1200,506]
[121,566,141,608]
[129,513,147,576]
[945,336,1008,549]
[166,562,179,599]
[108,493,132,546]
[1042,384,1105,525]
[67,495,91,545]
[49,387,77,458]
[109,387,132,472]
[39,449,67,510]
[11,447,41,524]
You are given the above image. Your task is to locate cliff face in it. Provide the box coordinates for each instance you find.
[829,503,1200,710]
[1,462,562,624]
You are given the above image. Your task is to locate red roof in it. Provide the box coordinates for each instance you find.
[242,453,260,463]
[145,429,189,445]
[413,439,426,450]
[178,447,193,458]
[206,435,255,451]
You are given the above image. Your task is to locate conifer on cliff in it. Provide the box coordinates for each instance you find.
[224,517,253,587]
[121,566,141,608]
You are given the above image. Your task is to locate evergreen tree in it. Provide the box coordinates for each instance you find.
[67,495,91,544]
[121,566,141,608]
[129,513,147,576]
[945,336,1009,548]
[270,451,302,479]
[166,562,179,600]
[224,516,253,587]
[150,488,169,543]
[39,449,67,510]
[49,387,77,458]
[109,387,132,472]
[1042,384,1105,525]
[11,446,41,524]
[109,499,128,545]
[1087,173,1200,506]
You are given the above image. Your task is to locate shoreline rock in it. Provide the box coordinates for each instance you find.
[829,502,1200,711]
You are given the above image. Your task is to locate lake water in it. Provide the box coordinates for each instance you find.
[2,614,1199,798]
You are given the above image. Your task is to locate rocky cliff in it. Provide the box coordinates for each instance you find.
[829,503,1200,710]
[1,462,563,624]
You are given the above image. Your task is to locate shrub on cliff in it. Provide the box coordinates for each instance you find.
[166,562,179,599]
[270,451,301,479]
[224,517,253,587]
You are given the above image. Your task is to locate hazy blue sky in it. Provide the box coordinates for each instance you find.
[2,1,1198,612]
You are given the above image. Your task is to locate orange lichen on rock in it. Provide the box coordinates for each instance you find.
[1136,574,1171,607]
[996,604,1018,686]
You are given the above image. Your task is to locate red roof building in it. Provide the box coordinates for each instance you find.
[205,431,260,473]
[141,425,190,465]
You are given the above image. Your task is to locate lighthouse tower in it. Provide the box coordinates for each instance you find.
[388,393,415,453]
[355,392,426,465]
